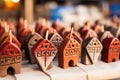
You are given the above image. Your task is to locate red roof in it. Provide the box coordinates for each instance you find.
[102,37,114,48]
[0,42,21,56]
[32,38,57,55]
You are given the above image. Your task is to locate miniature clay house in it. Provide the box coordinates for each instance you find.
[63,31,83,57]
[58,38,81,68]
[48,32,63,59]
[81,35,103,65]
[101,37,120,63]
[28,32,42,64]
[0,42,22,77]
[32,38,57,71]
[48,32,63,48]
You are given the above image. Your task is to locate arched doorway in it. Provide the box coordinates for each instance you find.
[68,60,74,67]
[112,59,115,62]
[7,67,15,75]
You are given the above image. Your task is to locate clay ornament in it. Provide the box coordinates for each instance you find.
[32,30,57,71]
[28,32,42,64]
[48,31,63,59]
[0,35,22,77]
[58,28,81,68]
[48,31,63,48]
[81,33,103,65]
[101,37,120,63]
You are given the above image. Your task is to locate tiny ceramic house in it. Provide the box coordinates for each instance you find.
[48,32,63,59]
[81,36,103,65]
[28,32,42,64]
[48,32,63,48]
[58,38,81,68]
[32,38,57,71]
[101,37,120,63]
[0,42,22,77]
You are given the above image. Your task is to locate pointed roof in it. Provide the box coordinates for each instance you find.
[28,32,42,46]
[82,37,93,48]
[82,37,102,49]
[100,31,113,42]
[86,38,103,49]
[102,37,119,48]
[63,31,82,44]
[32,38,57,53]
[32,38,57,71]
[0,42,22,57]
[0,34,21,48]
[48,32,63,41]
[59,37,80,55]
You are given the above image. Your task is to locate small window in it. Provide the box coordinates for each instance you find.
[7,67,15,75]
[45,45,48,48]
[72,44,74,47]
[56,38,59,41]
[112,59,115,62]
[94,43,96,45]
[115,43,117,45]
[34,39,38,42]
[69,60,74,67]
[10,50,14,54]
[43,43,50,48]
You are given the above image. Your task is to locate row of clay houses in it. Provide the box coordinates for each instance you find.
[28,19,120,71]
[17,18,120,72]
[0,18,119,77]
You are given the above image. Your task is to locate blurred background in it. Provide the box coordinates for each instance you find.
[0,0,120,26]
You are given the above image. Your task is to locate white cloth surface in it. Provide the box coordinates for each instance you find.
[77,61,120,80]
[1,60,120,80]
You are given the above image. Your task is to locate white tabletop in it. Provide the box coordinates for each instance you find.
[0,60,120,80]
